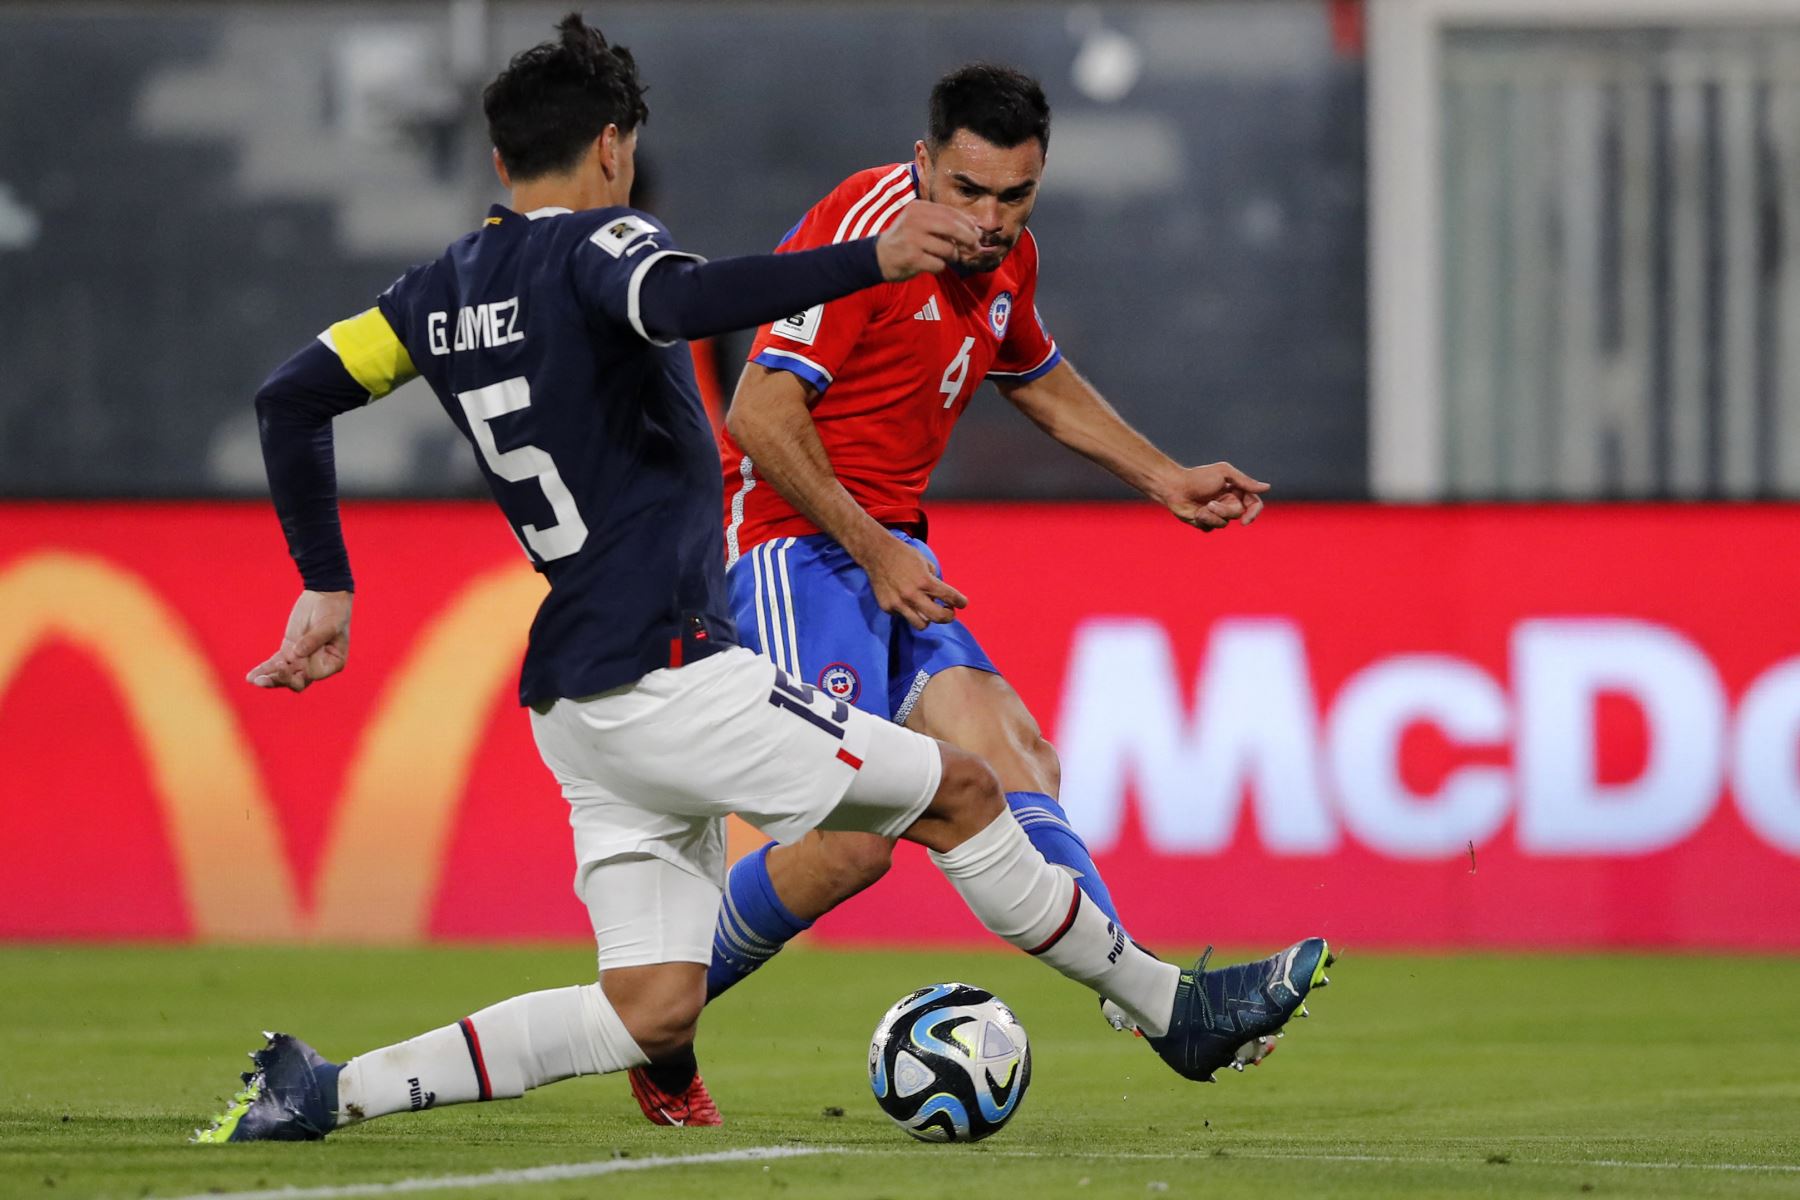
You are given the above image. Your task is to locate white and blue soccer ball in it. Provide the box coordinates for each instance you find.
[867,982,1031,1142]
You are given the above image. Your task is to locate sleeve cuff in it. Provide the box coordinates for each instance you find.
[752,348,835,394]
[627,249,707,346]
[986,344,1062,384]
[300,569,355,593]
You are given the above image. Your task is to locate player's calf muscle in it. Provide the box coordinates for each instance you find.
[809,832,895,897]
[766,832,895,920]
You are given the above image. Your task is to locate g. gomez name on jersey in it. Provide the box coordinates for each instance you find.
[427,298,525,356]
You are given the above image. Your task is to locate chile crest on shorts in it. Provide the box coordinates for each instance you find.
[988,291,1013,339]
[819,662,861,704]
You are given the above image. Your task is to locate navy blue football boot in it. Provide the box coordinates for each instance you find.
[1145,937,1334,1082]
[192,1032,341,1143]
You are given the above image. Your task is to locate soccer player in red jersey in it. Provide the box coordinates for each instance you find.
[684,65,1293,1083]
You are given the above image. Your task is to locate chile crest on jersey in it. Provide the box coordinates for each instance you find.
[988,291,1013,339]
[818,662,861,704]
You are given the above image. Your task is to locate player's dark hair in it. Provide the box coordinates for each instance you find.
[927,63,1050,155]
[483,13,649,182]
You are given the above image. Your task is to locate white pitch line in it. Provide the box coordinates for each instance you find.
[958,1148,1800,1174]
[1224,1151,1800,1174]
[167,1142,1800,1199]
[165,1146,826,1200]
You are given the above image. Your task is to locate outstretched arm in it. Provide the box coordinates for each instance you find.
[996,359,1268,531]
[629,202,979,343]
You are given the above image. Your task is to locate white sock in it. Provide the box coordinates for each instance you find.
[335,983,647,1123]
[930,812,1180,1038]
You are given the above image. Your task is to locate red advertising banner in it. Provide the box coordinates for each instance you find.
[1,502,1797,949]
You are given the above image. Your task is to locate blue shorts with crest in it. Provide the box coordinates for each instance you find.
[726,530,997,722]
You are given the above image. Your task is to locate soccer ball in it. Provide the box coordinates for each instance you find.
[867,982,1031,1142]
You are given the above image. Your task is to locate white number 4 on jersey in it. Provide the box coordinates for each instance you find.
[940,336,975,408]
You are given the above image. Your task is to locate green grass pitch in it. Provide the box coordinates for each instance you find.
[3,944,1797,1199]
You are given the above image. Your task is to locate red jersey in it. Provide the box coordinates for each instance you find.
[720,162,1062,562]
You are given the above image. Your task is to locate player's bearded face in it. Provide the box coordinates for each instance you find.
[916,132,1044,274]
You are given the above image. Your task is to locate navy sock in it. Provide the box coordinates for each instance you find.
[706,843,812,1001]
[1006,791,1126,933]
[318,1061,342,1127]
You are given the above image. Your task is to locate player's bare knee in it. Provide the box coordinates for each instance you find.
[934,746,1004,831]
[900,744,1005,852]
[1026,734,1061,796]
[968,703,1059,797]
[996,702,1058,794]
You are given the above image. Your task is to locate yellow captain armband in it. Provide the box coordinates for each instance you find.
[321,308,419,400]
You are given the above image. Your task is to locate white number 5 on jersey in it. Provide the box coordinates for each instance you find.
[456,377,589,562]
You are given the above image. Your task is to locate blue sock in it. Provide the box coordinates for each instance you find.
[1006,791,1126,933]
[706,843,812,1001]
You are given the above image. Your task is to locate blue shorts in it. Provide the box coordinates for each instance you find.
[727,531,998,723]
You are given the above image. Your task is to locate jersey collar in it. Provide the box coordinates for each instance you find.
[483,204,574,226]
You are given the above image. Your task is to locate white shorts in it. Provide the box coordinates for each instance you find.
[529,647,942,967]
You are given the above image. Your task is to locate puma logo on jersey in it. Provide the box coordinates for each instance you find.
[912,296,941,322]
[427,298,524,356]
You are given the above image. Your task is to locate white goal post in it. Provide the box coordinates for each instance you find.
[1369,0,1800,499]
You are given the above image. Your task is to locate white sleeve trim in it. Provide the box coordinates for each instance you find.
[754,347,835,384]
[313,328,380,405]
[626,248,707,346]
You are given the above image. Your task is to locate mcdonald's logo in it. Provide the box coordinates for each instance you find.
[0,538,769,943]
[7,501,1799,950]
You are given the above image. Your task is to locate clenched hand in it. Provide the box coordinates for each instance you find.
[1162,462,1270,532]
[876,202,982,282]
[864,535,968,631]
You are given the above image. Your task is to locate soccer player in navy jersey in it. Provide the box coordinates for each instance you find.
[193,15,1330,1144]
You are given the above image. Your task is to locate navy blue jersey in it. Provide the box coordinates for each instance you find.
[324,204,736,705]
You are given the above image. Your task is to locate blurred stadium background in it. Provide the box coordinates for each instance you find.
[2,0,1798,955]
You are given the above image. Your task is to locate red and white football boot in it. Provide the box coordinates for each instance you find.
[626,1066,723,1127]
